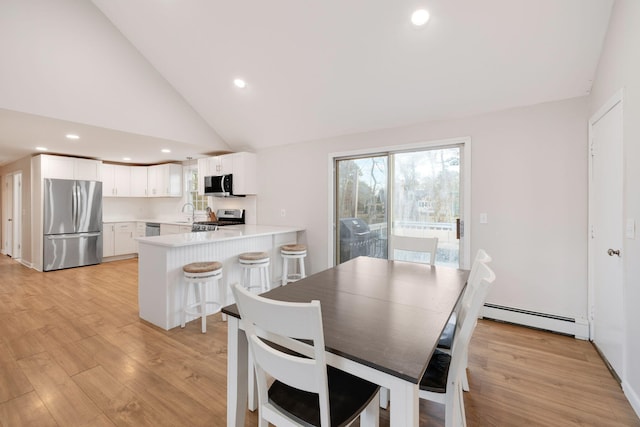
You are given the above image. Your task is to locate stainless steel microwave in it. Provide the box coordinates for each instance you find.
[204,174,233,197]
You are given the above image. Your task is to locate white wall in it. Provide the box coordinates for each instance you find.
[257,96,589,322]
[588,0,640,415]
[0,0,225,148]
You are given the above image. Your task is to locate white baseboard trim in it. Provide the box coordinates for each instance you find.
[20,259,32,269]
[623,381,640,420]
[482,304,589,339]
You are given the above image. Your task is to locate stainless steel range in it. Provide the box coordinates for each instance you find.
[191,209,245,232]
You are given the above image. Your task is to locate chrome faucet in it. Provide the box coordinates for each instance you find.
[181,202,195,223]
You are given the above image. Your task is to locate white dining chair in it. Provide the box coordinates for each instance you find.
[437,249,492,391]
[419,262,496,427]
[389,235,438,265]
[231,283,380,427]
[380,235,439,408]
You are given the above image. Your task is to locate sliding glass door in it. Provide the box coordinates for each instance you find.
[392,147,461,267]
[335,155,388,263]
[335,144,463,267]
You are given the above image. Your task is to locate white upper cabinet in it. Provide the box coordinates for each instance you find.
[74,158,102,181]
[130,167,148,197]
[101,164,131,197]
[148,164,182,197]
[39,154,101,181]
[229,152,257,195]
[197,152,256,195]
[167,164,183,196]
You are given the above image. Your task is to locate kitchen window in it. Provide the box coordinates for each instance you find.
[185,163,208,212]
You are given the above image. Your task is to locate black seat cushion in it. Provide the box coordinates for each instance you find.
[437,312,457,350]
[419,349,451,393]
[268,365,380,427]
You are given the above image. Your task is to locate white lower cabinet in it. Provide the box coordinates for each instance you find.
[103,223,115,257]
[103,222,137,257]
[114,223,136,255]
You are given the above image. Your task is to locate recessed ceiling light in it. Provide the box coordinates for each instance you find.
[233,78,247,89]
[411,9,430,26]
[123,157,131,161]
[161,149,171,153]
[36,146,48,151]
[65,133,80,140]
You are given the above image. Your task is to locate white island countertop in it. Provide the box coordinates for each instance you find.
[136,224,303,248]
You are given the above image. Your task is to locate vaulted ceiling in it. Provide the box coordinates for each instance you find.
[0,0,613,166]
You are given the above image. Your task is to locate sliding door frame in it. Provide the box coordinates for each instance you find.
[328,136,472,269]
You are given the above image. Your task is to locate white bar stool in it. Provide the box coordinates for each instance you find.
[238,252,270,294]
[181,261,224,333]
[281,244,307,286]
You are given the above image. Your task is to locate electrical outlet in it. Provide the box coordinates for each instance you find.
[280,209,286,217]
[479,213,488,224]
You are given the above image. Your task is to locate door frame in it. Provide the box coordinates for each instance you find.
[587,89,625,351]
[1,174,12,256]
[2,171,23,259]
[12,172,22,260]
[328,136,471,269]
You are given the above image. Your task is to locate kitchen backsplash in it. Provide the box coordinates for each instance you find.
[103,194,257,224]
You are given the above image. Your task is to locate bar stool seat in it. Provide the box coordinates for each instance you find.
[281,244,307,286]
[181,261,224,333]
[239,252,270,293]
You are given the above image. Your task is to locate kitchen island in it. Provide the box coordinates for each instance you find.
[137,225,304,330]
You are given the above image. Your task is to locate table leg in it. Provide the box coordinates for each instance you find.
[248,351,257,411]
[389,380,419,427]
[227,317,248,427]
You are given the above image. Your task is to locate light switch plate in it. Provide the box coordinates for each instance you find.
[626,219,635,239]
[479,213,488,224]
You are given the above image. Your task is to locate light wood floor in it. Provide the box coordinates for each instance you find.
[0,256,638,427]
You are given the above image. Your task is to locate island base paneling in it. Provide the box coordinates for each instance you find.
[138,227,300,330]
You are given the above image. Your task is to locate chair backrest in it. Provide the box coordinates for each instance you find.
[474,249,492,265]
[451,262,496,373]
[389,235,439,266]
[460,249,493,307]
[230,283,331,426]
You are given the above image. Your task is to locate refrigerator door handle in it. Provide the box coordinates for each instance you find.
[46,232,102,240]
[72,182,77,231]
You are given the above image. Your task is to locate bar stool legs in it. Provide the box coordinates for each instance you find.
[281,244,307,286]
[239,252,270,293]
[181,261,224,333]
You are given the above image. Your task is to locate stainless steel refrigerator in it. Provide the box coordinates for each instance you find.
[43,178,103,271]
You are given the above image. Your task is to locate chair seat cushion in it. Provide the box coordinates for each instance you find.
[419,349,451,394]
[437,312,457,350]
[239,251,269,261]
[282,243,307,252]
[268,365,379,427]
[182,261,222,274]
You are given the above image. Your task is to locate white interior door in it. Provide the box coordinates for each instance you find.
[2,175,13,257]
[590,95,624,379]
[12,173,22,260]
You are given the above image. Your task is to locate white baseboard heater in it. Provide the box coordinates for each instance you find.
[482,303,589,340]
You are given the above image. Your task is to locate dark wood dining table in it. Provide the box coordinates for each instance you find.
[223,256,468,426]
